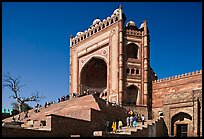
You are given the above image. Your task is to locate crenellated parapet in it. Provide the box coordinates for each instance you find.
[153,69,202,83]
[70,8,121,47]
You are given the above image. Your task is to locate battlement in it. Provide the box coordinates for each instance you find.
[70,8,121,47]
[153,69,202,84]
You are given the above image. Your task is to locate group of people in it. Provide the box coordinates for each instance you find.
[73,89,100,98]
[106,119,123,133]
[126,109,145,127]
[58,95,70,102]
[44,101,55,108]
[105,110,146,133]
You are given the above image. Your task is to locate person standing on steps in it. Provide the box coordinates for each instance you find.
[126,116,130,127]
[112,121,117,133]
[118,119,123,132]
[106,120,111,133]
[130,115,133,127]
[142,115,145,125]
[133,115,137,127]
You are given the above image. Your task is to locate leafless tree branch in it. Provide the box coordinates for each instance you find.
[2,72,44,112]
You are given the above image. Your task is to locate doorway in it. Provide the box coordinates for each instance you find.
[176,124,187,137]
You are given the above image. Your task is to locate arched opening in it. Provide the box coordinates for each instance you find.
[80,57,107,97]
[124,85,138,105]
[171,112,192,137]
[126,68,130,75]
[126,43,139,59]
[136,69,139,75]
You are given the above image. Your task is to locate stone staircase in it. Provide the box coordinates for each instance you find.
[2,95,101,129]
[3,95,165,137]
[2,94,128,132]
[93,118,163,137]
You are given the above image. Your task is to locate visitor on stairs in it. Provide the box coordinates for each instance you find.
[142,115,145,125]
[118,119,123,132]
[133,115,137,127]
[105,120,111,133]
[112,121,117,133]
[130,115,133,127]
[126,116,130,127]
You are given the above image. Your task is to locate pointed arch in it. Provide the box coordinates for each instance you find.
[171,112,192,137]
[124,85,138,105]
[80,56,107,95]
[126,43,139,59]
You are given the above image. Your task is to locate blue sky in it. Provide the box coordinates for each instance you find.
[2,2,202,110]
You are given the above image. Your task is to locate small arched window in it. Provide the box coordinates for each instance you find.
[126,43,139,59]
[131,69,134,75]
[136,69,139,75]
[126,68,130,74]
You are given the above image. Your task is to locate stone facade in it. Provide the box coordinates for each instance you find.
[69,5,157,119]
[2,6,202,137]
[69,6,202,137]
[152,70,202,137]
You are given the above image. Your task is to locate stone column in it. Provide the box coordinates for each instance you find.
[72,48,78,96]
[118,5,124,106]
[69,36,73,97]
[143,20,149,106]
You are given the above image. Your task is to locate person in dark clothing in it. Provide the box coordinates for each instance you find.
[115,118,119,132]
[24,111,28,119]
[17,115,20,121]
[12,116,15,122]
[142,115,145,125]
[44,102,48,108]
[106,120,111,133]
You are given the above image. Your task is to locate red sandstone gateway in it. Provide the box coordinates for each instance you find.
[2,5,202,137]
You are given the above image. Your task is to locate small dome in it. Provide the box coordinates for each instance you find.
[107,17,111,20]
[76,31,83,36]
[126,19,136,27]
[113,8,119,14]
[92,18,101,25]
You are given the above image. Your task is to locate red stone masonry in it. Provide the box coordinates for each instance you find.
[152,70,202,108]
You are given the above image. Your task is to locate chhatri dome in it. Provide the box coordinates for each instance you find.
[92,18,101,25]
[126,19,136,27]
[126,18,137,30]
[76,31,84,37]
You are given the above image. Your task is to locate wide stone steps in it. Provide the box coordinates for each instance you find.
[94,119,158,137]
[3,95,99,125]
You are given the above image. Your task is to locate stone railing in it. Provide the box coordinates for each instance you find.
[152,70,202,83]
[125,29,142,36]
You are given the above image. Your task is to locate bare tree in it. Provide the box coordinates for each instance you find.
[2,72,44,112]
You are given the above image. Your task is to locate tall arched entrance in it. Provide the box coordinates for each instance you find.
[124,85,138,105]
[80,57,107,97]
